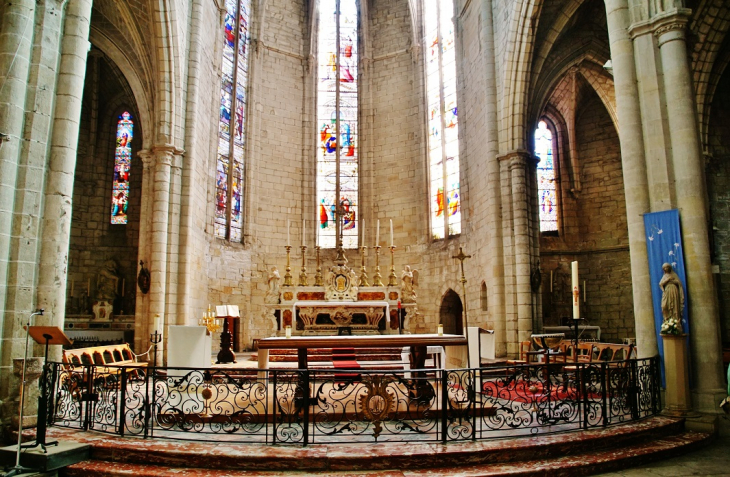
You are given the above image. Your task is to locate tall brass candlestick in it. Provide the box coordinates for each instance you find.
[314,246,323,286]
[388,245,398,286]
[299,245,308,286]
[283,245,293,286]
[359,246,370,286]
[372,245,383,286]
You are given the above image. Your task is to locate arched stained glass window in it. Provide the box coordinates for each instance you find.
[425,0,460,240]
[111,111,133,224]
[215,0,251,242]
[317,0,359,249]
[535,120,557,232]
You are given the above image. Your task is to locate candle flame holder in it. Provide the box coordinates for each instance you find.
[372,246,383,286]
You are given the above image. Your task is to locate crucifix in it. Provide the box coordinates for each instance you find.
[452,247,471,350]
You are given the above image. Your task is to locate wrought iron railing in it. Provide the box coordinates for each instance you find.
[45,357,660,445]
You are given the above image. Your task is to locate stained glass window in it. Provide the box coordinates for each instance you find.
[535,120,558,232]
[215,0,251,241]
[111,111,133,224]
[317,0,359,249]
[425,0,460,240]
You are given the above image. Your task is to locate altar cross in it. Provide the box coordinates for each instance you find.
[452,247,472,359]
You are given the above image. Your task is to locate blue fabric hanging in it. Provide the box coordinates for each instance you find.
[643,209,689,387]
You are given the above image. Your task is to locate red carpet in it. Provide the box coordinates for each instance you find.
[481,380,600,403]
[331,347,360,379]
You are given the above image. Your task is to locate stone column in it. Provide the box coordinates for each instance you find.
[37,0,92,359]
[0,0,36,365]
[604,0,656,359]
[481,0,506,357]
[508,151,533,344]
[654,10,725,408]
[134,150,154,353]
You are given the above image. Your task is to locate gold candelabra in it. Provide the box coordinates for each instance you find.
[372,245,383,286]
[314,246,323,286]
[388,245,398,286]
[299,245,308,286]
[359,246,370,286]
[283,245,293,286]
[199,305,221,334]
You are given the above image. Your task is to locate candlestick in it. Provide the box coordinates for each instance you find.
[314,246,323,286]
[299,245,308,286]
[376,219,380,245]
[359,246,370,286]
[373,245,383,286]
[390,219,394,247]
[388,245,397,286]
[284,245,293,286]
[572,261,580,319]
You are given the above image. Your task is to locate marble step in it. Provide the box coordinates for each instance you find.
[53,416,698,475]
[60,430,710,476]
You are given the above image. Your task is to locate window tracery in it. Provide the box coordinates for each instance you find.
[111,111,133,224]
[535,120,558,232]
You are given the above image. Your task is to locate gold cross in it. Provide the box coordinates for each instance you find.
[452,247,471,263]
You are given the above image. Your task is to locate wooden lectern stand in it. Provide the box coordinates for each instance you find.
[25,326,72,451]
[215,306,240,364]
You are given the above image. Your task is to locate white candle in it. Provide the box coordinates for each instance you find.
[302,219,305,247]
[438,324,443,336]
[390,219,394,247]
[361,218,365,244]
[376,220,380,246]
[285,325,291,338]
[287,220,290,246]
[155,314,164,336]
[571,261,580,319]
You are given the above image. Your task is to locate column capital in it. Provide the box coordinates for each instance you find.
[628,8,691,42]
[497,149,532,170]
[151,144,184,168]
[138,149,155,169]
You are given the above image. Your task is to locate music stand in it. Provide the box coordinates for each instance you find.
[24,326,71,452]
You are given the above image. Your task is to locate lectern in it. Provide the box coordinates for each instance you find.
[215,305,240,364]
[26,326,72,451]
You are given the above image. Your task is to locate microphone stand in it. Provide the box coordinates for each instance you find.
[5,309,44,477]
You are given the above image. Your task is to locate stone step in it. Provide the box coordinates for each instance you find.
[52,416,706,476]
[60,430,709,476]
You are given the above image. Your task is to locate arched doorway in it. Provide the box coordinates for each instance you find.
[439,290,463,335]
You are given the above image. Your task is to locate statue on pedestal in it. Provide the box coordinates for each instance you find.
[94,259,119,320]
[401,265,418,303]
[659,263,684,330]
[265,266,281,304]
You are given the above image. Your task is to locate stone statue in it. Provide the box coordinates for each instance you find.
[96,260,119,302]
[401,265,418,303]
[659,263,684,325]
[265,266,281,304]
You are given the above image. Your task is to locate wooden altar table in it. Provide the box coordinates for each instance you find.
[256,334,468,373]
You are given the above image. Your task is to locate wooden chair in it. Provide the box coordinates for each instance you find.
[506,341,533,365]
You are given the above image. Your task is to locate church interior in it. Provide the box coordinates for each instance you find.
[1,0,730,474]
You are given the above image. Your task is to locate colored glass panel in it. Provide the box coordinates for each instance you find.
[425,0,460,240]
[215,0,250,240]
[111,111,133,224]
[317,0,358,249]
[535,120,557,232]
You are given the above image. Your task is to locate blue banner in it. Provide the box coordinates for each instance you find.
[643,209,689,386]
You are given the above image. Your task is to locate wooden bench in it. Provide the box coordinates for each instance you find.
[61,343,150,393]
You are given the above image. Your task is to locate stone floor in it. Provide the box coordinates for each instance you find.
[596,436,730,476]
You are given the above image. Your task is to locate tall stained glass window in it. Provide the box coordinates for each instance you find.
[111,111,133,224]
[535,120,558,232]
[317,0,358,249]
[215,0,251,242]
[425,0,460,240]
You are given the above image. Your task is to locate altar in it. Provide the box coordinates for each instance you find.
[263,242,419,337]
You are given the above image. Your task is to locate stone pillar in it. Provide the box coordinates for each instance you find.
[0,0,36,367]
[653,10,726,409]
[134,150,154,354]
[604,0,656,359]
[508,151,533,344]
[37,0,93,350]
[481,0,506,357]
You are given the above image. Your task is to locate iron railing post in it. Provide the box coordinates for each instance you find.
[601,361,607,427]
[119,368,127,437]
[441,369,448,444]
